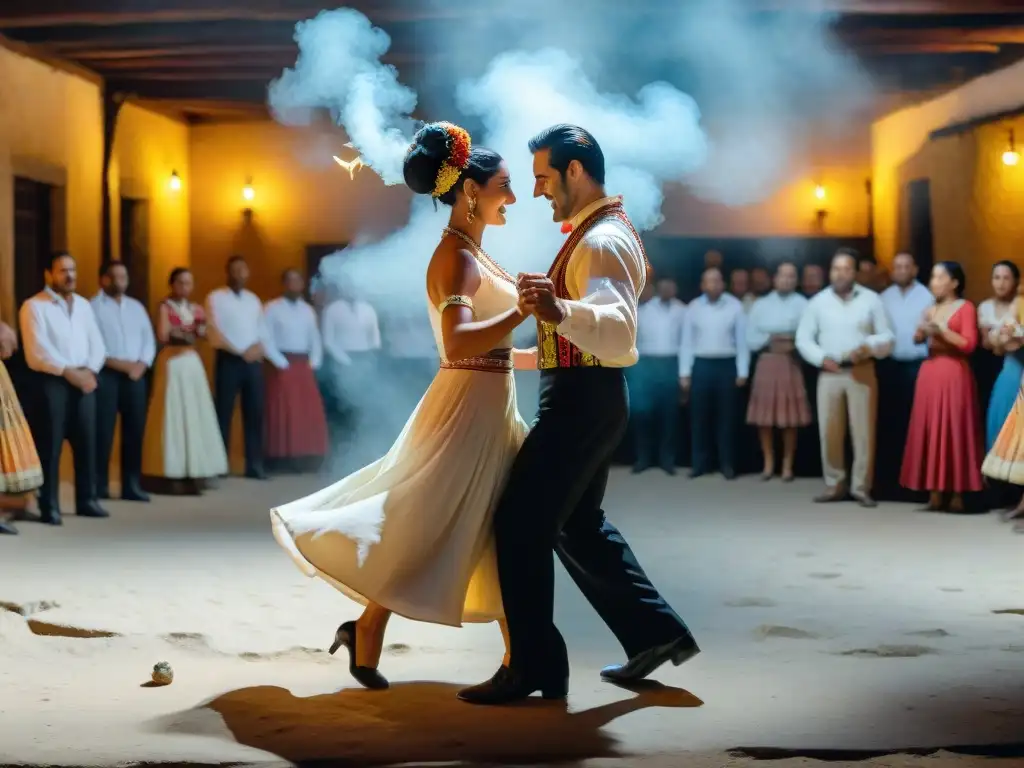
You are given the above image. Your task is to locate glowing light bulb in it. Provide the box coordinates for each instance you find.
[169,171,182,191]
[1003,150,1020,167]
[242,184,255,202]
[814,185,826,201]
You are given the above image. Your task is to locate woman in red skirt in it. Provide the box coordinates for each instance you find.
[746,261,812,481]
[900,261,984,512]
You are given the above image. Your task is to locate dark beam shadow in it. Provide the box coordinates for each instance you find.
[157,680,702,766]
[730,743,1024,761]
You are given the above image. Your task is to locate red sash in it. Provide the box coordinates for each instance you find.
[537,200,648,369]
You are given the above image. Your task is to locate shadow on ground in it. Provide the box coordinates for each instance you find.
[158,680,702,766]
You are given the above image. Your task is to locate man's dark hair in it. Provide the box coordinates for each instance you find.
[528,124,605,185]
[100,259,126,277]
[833,247,859,268]
[281,267,301,283]
[774,260,798,276]
[49,251,73,268]
[226,254,246,272]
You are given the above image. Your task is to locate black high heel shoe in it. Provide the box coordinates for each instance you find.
[329,621,390,690]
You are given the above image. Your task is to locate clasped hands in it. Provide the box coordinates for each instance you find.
[516,273,566,324]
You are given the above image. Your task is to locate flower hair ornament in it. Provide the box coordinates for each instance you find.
[431,122,472,198]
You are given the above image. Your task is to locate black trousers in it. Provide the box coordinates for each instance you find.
[214,350,264,474]
[31,374,98,512]
[494,367,692,674]
[95,367,148,494]
[875,357,924,501]
[690,357,739,475]
[629,356,680,470]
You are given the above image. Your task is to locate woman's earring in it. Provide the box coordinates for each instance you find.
[467,196,477,224]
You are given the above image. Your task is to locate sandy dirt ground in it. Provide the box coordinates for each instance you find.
[0,470,1022,768]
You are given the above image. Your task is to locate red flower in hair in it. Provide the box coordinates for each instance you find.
[443,123,471,169]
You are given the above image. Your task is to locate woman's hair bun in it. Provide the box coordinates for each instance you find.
[403,123,455,196]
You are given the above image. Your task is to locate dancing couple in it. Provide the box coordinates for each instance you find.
[271,121,698,705]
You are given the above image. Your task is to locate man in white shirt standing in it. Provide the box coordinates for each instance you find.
[320,280,383,470]
[262,269,328,473]
[91,260,156,502]
[383,301,437,428]
[680,267,749,480]
[877,252,934,500]
[20,252,109,524]
[205,255,267,479]
[796,248,895,507]
[632,275,686,475]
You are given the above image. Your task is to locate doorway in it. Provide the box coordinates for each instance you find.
[120,197,150,308]
[13,177,54,309]
[907,179,934,278]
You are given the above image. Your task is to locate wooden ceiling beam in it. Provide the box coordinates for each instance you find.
[70,43,297,61]
[90,55,296,71]
[108,77,270,101]
[840,26,1024,45]
[857,42,1003,54]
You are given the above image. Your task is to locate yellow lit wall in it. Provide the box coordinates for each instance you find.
[0,42,190,487]
[109,103,191,306]
[0,44,103,322]
[872,57,1024,299]
[188,120,411,301]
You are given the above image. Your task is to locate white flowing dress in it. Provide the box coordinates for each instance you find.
[270,254,528,626]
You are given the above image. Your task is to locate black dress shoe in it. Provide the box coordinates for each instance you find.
[76,501,110,518]
[458,664,569,705]
[631,464,652,474]
[245,469,269,480]
[688,470,706,479]
[40,509,63,526]
[854,494,877,508]
[721,468,737,480]
[329,621,389,690]
[121,484,150,502]
[661,465,677,476]
[0,519,18,535]
[97,488,111,500]
[600,635,700,684]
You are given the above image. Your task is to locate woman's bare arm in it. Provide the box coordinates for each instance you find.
[427,245,529,361]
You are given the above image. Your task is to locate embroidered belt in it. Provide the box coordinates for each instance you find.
[440,348,513,373]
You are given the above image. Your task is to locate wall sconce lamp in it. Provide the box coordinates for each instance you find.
[814,184,828,231]
[1003,129,1019,166]
[169,170,182,192]
[242,177,255,221]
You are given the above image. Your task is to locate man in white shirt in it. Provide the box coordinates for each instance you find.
[680,267,749,480]
[877,252,934,500]
[262,269,328,472]
[205,255,267,479]
[801,264,825,297]
[320,281,383,470]
[461,125,695,706]
[632,275,686,475]
[91,261,156,502]
[796,248,895,507]
[20,252,109,524]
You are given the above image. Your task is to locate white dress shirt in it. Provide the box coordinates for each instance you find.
[322,298,382,365]
[637,297,686,358]
[796,285,894,368]
[90,292,156,367]
[20,288,106,376]
[554,196,646,368]
[746,291,808,351]
[205,287,266,355]
[881,281,934,361]
[680,293,750,379]
[263,296,323,371]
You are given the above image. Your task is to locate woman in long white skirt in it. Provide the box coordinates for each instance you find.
[271,122,533,689]
[141,268,228,494]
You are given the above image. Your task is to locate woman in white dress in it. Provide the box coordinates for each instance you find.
[271,122,533,689]
[141,268,229,494]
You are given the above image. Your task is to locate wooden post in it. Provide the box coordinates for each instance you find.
[100,84,125,265]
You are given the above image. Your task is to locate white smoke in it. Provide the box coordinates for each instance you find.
[266,2,872,441]
[268,8,416,184]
